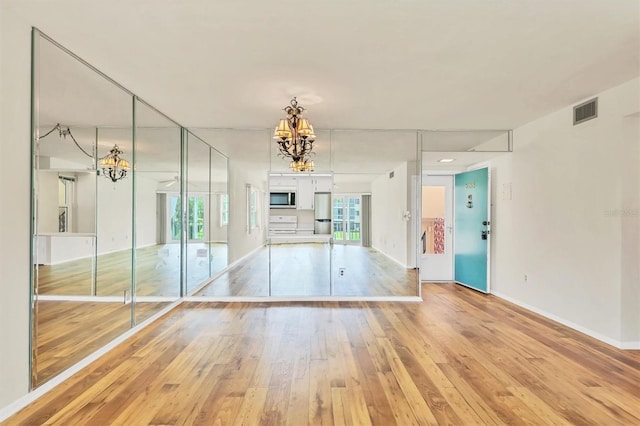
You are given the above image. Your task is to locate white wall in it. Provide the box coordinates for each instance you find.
[135,175,158,248]
[620,113,640,344]
[333,181,371,193]
[0,8,32,410]
[209,182,229,243]
[36,171,59,233]
[371,162,409,266]
[228,161,267,263]
[76,173,96,233]
[491,77,640,347]
[422,186,445,218]
[96,177,133,254]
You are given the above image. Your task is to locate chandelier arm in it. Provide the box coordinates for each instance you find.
[37,123,62,140]
[64,128,95,159]
[38,123,95,159]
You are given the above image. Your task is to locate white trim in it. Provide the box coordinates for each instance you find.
[493,291,638,350]
[36,295,179,303]
[186,244,266,295]
[0,301,182,423]
[455,280,489,294]
[185,296,423,303]
[420,174,455,281]
[371,244,408,268]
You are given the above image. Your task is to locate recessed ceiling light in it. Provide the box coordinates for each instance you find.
[438,158,455,163]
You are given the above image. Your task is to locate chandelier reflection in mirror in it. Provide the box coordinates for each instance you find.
[273,97,316,172]
[39,124,130,182]
[99,145,130,182]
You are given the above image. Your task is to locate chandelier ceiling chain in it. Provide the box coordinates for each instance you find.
[38,123,130,183]
[273,97,316,172]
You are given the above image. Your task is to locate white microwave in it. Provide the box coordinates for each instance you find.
[270,191,296,208]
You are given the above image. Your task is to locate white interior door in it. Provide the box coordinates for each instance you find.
[420,175,454,281]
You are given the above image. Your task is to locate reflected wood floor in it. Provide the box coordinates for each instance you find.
[37,243,228,297]
[196,244,418,297]
[8,283,640,425]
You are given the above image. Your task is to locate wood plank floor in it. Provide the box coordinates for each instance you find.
[195,244,418,297]
[8,283,640,425]
[38,243,416,298]
[33,301,170,387]
[37,243,228,297]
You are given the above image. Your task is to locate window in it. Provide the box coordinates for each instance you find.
[246,185,260,233]
[58,176,75,232]
[169,195,206,241]
[219,193,229,226]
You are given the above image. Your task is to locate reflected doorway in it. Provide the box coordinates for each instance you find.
[420,175,453,281]
[332,195,362,244]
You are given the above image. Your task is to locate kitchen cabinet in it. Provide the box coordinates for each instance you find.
[297,178,315,210]
[269,175,297,190]
[296,176,333,210]
[269,174,333,210]
[312,176,332,192]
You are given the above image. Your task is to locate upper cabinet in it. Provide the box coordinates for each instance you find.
[296,176,333,209]
[268,173,333,211]
[297,178,315,210]
[312,176,332,193]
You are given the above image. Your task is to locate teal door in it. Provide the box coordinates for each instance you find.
[454,168,490,292]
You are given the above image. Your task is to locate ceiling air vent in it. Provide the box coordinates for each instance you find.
[573,97,598,125]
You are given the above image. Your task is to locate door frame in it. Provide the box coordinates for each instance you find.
[454,163,491,293]
[420,173,455,282]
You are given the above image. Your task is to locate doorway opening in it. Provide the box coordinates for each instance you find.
[332,195,362,245]
[420,175,454,281]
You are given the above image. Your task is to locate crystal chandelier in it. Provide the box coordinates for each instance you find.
[99,145,130,182]
[273,97,316,172]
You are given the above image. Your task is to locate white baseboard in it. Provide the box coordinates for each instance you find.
[493,291,638,350]
[0,300,181,423]
[185,296,423,303]
[371,245,409,269]
[187,244,265,295]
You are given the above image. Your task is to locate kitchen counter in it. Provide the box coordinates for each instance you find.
[269,234,332,244]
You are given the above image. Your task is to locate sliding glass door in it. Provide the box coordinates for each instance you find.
[332,195,362,244]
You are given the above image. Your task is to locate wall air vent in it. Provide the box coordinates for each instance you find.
[573,97,598,125]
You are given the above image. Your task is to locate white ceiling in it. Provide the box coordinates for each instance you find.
[8,0,639,174]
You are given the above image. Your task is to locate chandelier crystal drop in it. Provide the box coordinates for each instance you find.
[273,97,316,172]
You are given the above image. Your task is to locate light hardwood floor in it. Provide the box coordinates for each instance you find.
[33,301,170,387]
[195,244,418,297]
[8,283,640,425]
[36,243,228,297]
[32,244,416,390]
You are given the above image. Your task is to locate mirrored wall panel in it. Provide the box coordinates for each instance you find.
[30,30,231,388]
[133,100,183,324]
[331,130,420,297]
[32,33,135,386]
[191,129,269,297]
